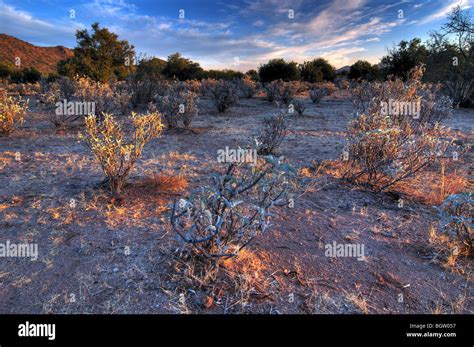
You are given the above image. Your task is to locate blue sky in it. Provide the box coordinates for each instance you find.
[0,0,471,70]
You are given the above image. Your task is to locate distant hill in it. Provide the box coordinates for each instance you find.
[0,34,73,75]
[336,65,350,74]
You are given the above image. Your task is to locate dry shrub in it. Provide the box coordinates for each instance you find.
[80,111,164,194]
[170,157,295,281]
[290,98,306,116]
[40,76,130,128]
[309,88,328,104]
[209,80,239,112]
[342,66,453,191]
[429,193,473,271]
[236,77,257,98]
[126,74,169,107]
[156,83,199,129]
[0,90,28,135]
[200,78,217,96]
[255,113,288,155]
[184,80,202,94]
[264,80,282,102]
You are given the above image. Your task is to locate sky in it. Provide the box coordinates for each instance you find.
[0,0,472,71]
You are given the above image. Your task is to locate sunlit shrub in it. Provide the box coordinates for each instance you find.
[343,66,452,191]
[237,77,257,98]
[80,111,164,194]
[0,91,28,135]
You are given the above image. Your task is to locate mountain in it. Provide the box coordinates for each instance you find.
[0,34,73,75]
[336,65,350,74]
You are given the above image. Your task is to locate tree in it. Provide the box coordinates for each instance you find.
[301,58,336,82]
[57,23,135,82]
[136,57,166,80]
[348,60,379,81]
[162,53,203,81]
[245,69,260,82]
[425,6,473,107]
[299,60,323,83]
[381,38,429,79]
[258,58,299,83]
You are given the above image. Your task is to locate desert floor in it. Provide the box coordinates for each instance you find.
[0,90,472,313]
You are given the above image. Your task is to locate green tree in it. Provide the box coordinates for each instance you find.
[299,60,323,83]
[162,53,203,81]
[57,22,135,82]
[348,60,379,81]
[300,58,335,82]
[381,38,429,79]
[258,58,299,83]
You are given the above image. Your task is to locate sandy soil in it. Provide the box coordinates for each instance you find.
[0,90,472,314]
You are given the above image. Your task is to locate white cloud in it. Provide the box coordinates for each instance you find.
[419,0,471,24]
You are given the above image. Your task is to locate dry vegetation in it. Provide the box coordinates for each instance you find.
[0,70,472,315]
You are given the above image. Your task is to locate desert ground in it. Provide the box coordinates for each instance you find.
[0,89,472,314]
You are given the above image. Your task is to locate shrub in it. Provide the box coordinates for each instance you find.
[0,91,28,135]
[309,88,328,104]
[157,83,199,129]
[126,74,166,107]
[279,81,297,104]
[210,80,239,112]
[264,80,282,102]
[40,76,126,128]
[343,66,452,191]
[290,98,306,116]
[255,113,288,155]
[80,111,164,194]
[430,193,473,269]
[237,77,257,98]
[170,156,295,269]
[199,78,217,96]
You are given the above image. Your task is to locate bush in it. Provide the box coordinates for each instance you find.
[199,78,217,96]
[126,74,169,107]
[290,98,306,116]
[343,66,452,191]
[80,111,164,194]
[0,91,28,135]
[279,81,297,104]
[264,80,282,102]
[236,77,257,98]
[209,80,239,112]
[157,83,199,129]
[170,156,295,268]
[309,88,328,104]
[439,193,473,253]
[258,58,299,83]
[40,76,127,128]
[255,113,288,155]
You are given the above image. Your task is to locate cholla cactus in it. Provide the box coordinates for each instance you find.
[171,156,296,263]
[256,113,288,155]
[80,111,164,194]
[0,91,28,135]
[210,80,239,112]
[309,88,328,104]
[290,98,306,116]
[157,83,199,129]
